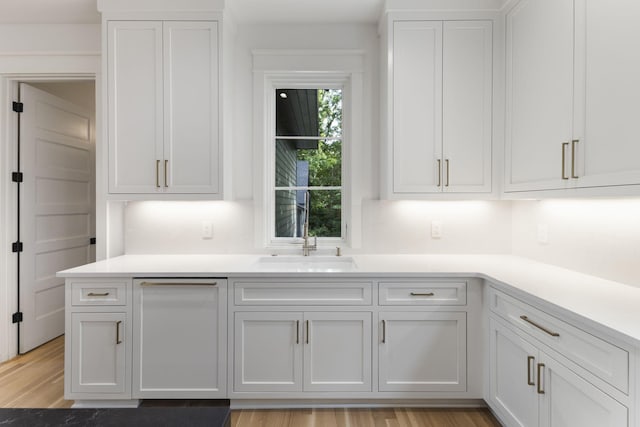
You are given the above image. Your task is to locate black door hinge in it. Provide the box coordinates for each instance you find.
[12,102,23,113]
[12,172,23,183]
[89,237,96,245]
[12,242,23,253]
[12,312,23,323]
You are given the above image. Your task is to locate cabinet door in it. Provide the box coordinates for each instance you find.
[442,21,492,193]
[133,280,226,398]
[392,21,443,194]
[378,311,466,392]
[573,0,640,188]
[504,0,575,191]
[108,21,164,193]
[489,318,539,427]
[303,312,371,392]
[163,21,220,194]
[234,312,303,392]
[69,312,128,395]
[538,352,628,427]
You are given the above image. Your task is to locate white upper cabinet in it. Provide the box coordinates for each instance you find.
[163,22,220,193]
[384,19,493,198]
[504,0,574,192]
[574,0,640,188]
[505,0,640,193]
[392,21,443,194]
[107,20,221,195]
[108,21,163,194]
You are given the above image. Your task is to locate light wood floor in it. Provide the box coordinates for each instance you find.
[0,336,502,426]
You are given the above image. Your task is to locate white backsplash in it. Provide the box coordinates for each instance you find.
[511,199,640,287]
[124,199,513,255]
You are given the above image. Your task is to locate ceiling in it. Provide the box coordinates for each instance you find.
[0,0,101,24]
[0,0,384,24]
[0,0,506,25]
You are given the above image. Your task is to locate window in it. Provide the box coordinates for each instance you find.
[274,88,343,240]
[252,50,364,249]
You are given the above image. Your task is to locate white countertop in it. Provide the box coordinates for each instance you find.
[58,254,640,346]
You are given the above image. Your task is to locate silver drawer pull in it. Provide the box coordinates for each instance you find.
[410,292,434,297]
[520,315,560,337]
[87,292,109,297]
[116,321,122,344]
[382,319,386,344]
[537,363,545,394]
[527,356,535,386]
[140,282,217,286]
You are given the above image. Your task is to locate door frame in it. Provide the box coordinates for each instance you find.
[0,54,100,362]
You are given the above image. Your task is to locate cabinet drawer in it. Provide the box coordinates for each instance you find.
[234,282,372,306]
[70,281,128,306]
[379,281,466,305]
[488,287,629,394]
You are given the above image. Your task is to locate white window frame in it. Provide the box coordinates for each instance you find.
[252,50,364,250]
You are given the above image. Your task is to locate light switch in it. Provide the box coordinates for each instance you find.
[431,220,443,239]
[202,221,213,239]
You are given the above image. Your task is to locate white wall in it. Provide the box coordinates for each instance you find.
[512,199,640,287]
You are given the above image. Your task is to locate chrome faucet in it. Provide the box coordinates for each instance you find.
[302,191,317,256]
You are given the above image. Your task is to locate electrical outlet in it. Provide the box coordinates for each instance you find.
[537,224,548,244]
[202,221,213,239]
[431,220,443,239]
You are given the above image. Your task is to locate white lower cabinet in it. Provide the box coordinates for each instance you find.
[68,312,128,395]
[132,278,227,398]
[489,316,628,427]
[378,311,466,392]
[304,312,372,392]
[65,279,132,401]
[233,311,371,393]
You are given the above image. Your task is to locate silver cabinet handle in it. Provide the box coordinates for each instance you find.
[410,292,434,297]
[437,159,442,187]
[445,159,450,187]
[527,356,535,386]
[537,363,545,394]
[305,320,310,344]
[156,160,161,188]
[520,315,560,337]
[164,160,169,188]
[295,320,300,344]
[116,321,122,344]
[571,139,579,178]
[382,319,386,344]
[87,292,109,297]
[561,142,569,180]
[140,282,217,286]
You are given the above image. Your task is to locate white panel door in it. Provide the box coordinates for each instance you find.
[392,21,443,193]
[108,21,163,193]
[69,312,127,394]
[505,0,575,191]
[539,352,628,427]
[133,279,226,398]
[572,0,640,188]
[489,318,540,427]
[303,312,371,392]
[442,21,492,193]
[164,21,220,193]
[378,311,466,392]
[234,312,303,392]
[19,83,94,353]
